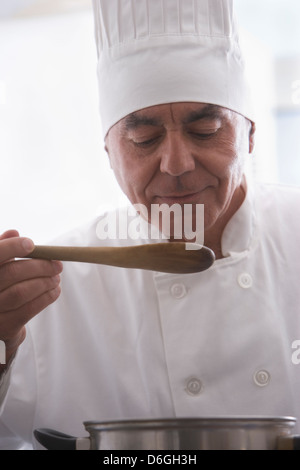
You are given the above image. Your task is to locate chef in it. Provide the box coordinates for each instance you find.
[0,0,300,449]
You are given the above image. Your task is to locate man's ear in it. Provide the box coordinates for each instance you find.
[104,140,113,169]
[249,121,256,154]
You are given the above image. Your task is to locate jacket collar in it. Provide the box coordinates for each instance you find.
[221,174,256,257]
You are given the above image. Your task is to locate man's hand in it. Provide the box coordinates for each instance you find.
[0,230,62,369]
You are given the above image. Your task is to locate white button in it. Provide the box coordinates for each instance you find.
[170,283,187,299]
[253,370,270,387]
[186,377,202,396]
[238,273,253,289]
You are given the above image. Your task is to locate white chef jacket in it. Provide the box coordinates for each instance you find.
[0,179,300,449]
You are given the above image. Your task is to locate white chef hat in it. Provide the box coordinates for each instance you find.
[92,0,254,138]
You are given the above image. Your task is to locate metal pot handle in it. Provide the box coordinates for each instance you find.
[34,428,90,450]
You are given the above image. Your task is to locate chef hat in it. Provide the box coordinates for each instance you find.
[92,0,254,137]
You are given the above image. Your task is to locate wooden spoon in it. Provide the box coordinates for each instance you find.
[25,243,215,274]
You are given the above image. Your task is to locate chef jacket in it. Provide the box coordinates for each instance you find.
[0,178,300,449]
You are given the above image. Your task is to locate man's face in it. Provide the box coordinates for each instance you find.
[105,102,254,244]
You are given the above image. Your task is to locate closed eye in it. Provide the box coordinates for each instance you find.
[133,136,161,148]
[189,131,218,140]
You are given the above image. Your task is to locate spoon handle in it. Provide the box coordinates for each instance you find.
[27,245,131,265]
[25,243,215,274]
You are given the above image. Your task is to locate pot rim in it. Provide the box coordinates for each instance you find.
[83,415,297,432]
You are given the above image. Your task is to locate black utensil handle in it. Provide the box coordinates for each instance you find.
[34,428,78,450]
[292,435,300,450]
[277,434,300,450]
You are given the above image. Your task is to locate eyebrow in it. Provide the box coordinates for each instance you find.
[182,105,224,124]
[124,113,163,130]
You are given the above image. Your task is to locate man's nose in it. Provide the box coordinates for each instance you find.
[160,133,196,176]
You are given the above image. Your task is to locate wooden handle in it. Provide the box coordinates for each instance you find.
[26,243,215,274]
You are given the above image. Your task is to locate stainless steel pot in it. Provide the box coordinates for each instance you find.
[34,416,300,450]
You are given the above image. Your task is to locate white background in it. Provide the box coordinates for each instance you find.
[0,0,299,243]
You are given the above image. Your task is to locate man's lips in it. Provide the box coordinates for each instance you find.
[154,190,206,204]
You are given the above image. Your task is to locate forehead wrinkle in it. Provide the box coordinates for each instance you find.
[121,103,227,134]
[169,103,176,123]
